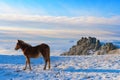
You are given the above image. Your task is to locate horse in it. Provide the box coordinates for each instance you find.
[15,40,50,70]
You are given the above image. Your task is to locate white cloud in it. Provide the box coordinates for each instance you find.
[0,1,120,26]
[0,2,25,15]
[0,2,15,13]
[0,1,49,16]
[0,9,119,41]
[0,14,120,26]
[0,27,115,39]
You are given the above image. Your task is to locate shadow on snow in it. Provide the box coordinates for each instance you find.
[64,67,120,73]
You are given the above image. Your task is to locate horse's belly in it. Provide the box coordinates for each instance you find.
[31,52,42,58]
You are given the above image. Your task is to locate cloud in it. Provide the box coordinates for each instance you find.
[0,2,16,13]
[0,14,120,26]
[0,2,26,15]
[0,14,120,41]
[0,1,50,17]
[0,27,116,40]
[0,1,120,27]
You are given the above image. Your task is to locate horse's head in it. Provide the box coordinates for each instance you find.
[15,40,24,50]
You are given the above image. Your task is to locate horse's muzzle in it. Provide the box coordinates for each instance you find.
[15,47,18,50]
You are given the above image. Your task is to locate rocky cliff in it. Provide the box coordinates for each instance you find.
[61,37,117,56]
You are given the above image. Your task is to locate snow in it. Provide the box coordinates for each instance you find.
[0,54,120,80]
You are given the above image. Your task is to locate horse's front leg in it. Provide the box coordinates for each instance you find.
[27,57,32,70]
[23,58,27,70]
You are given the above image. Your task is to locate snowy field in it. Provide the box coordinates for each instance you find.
[0,54,120,80]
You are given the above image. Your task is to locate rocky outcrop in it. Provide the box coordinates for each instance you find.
[61,37,117,56]
[95,43,117,55]
[108,49,120,54]
[61,37,101,55]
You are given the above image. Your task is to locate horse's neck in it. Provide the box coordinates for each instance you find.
[21,44,30,52]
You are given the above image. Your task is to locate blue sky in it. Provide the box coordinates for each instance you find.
[2,0,120,17]
[0,0,120,41]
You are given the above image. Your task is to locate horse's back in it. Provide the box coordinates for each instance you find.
[40,43,49,48]
[25,43,50,58]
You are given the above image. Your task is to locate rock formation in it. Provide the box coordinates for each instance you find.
[95,43,117,55]
[61,37,117,56]
[108,49,120,54]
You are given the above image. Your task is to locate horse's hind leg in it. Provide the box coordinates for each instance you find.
[48,58,50,69]
[44,60,47,70]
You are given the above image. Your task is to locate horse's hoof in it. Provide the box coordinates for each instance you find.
[43,68,46,70]
[23,68,26,70]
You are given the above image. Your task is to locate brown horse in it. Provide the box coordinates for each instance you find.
[15,40,50,70]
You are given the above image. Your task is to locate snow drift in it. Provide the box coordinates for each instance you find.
[0,54,120,80]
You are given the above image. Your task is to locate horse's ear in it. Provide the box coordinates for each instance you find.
[18,40,20,42]
[18,40,22,43]
[18,40,24,43]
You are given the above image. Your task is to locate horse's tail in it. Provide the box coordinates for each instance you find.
[48,46,50,58]
[48,45,50,59]
[47,45,50,69]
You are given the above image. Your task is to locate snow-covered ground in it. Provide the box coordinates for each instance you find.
[0,54,120,80]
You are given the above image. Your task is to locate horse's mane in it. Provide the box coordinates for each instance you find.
[19,40,32,47]
[23,42,32,47]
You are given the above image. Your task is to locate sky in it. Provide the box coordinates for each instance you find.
[0,0,120,42]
